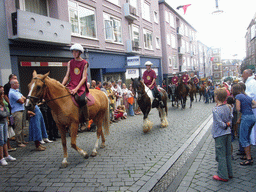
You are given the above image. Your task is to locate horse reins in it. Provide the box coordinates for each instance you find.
[31,77,72,104]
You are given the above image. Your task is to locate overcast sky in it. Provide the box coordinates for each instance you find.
[166,0,256,60]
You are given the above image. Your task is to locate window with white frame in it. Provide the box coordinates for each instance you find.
[172,55,178,69]
[130,0,137,8]
[169,57,172,66]
[165,11,169,23]
[130,25,139,43]
[154,11,158,23]
[69,1,96,38]
[187,57,190,66]
[142,1,151,21]
[103,13,122,43]
[169,13,175,28]
[171,34,176,48]
[18,0,48,16]
[214,73,220,78]
[143,29,153,49]
[156,37,160,49]
[106,0,119,6]
[167,34,170,45]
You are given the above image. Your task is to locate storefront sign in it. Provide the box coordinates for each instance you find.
[127,56,140,66]
[126,69,139,79]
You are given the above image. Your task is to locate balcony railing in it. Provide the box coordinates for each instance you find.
[12,9,71,45]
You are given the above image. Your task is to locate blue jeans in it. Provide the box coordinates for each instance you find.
[129,104,134,116]
[240,114,256,147]
[0,121,8,146]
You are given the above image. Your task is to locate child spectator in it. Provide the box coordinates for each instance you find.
[127,85,135,116]
[212,88,233,182]
[233,83,256,166]
[114,105,125,120]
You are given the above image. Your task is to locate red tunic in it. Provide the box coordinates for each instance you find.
[172,76,179,86]
[67,59,88,96]
[142,69,157,89]
[193,77,199,84]
[182,74,190,85]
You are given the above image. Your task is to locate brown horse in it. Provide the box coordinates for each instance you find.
[188,80,197,107]
[131,77,168,133]
[198,84,206,102]
[176,78,189,109]
[26,71,110,167]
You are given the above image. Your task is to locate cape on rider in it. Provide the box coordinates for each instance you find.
[62,43,89,128]
[142,61,164,108]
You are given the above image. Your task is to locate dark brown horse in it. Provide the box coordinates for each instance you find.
[26,71,110,167]
[131,77,168,133]
[188,80,197,107]
[176,78,189,109]
[198,84,206,102]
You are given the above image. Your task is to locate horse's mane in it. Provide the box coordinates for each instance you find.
[45,76,65,88]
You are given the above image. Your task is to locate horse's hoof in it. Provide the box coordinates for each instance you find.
[91,152,97,157]
[100,143,106,148]
[84,153,89,159]
[61,162,69,168]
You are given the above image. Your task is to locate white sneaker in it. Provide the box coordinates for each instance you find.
[0,158,8,165]
[5,155,16,161]
[40,140,45,144]
[44,138,53,143]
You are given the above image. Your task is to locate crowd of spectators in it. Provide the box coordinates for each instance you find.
[0,74,56,166]
[90,79,138,124]
[211,69,256,182]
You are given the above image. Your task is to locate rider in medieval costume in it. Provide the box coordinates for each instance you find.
[62,43,89,128]
[171,72,179,86]
[142,61,164,108]
[193,75,200,90]
[181,70,191,93]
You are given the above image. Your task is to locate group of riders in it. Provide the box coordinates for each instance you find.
[62,43,210,128]
[62,43,166,129]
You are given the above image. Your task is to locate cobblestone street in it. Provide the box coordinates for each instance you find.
[1,101,215,192]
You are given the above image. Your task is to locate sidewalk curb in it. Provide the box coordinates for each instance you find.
[138,114,213,192]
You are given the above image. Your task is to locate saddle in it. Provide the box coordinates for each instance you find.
[72,92,95,107]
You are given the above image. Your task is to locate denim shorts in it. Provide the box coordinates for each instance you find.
[0,122,8,146]
[240,114,256,147]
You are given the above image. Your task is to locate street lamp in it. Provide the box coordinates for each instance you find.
[212,0,224,15]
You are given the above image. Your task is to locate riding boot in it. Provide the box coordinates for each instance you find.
[80,104,89,129]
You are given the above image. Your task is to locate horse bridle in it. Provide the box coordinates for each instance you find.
[28,77,72,104]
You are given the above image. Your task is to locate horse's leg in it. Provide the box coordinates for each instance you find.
[57,124,69,167]
[70,122,89,159]
[190,95,193,108]
[91,115,104,157]
[158,108,168,128]
[143,108,153,133]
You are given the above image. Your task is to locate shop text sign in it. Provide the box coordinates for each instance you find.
[127,56,140,66]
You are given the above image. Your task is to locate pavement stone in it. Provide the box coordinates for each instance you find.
[1,101,216,191]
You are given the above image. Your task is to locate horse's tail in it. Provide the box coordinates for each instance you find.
[103,93,110,135]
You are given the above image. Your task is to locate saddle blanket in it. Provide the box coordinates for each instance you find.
[71,92,95,107]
